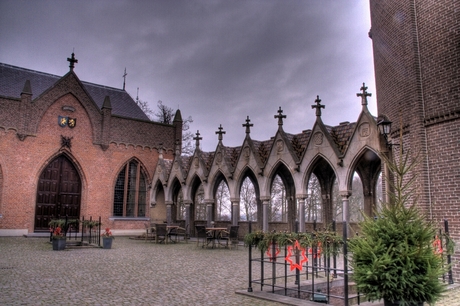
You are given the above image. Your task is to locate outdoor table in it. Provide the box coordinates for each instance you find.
[166,225,179,243]
[205,227,227,248]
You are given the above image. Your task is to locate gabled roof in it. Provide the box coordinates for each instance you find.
[0,62,149,121]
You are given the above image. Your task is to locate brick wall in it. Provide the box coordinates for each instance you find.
[370,0,460,281]
[0,72,176,234]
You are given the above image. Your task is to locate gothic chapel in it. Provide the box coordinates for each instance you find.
[0,54,181,235]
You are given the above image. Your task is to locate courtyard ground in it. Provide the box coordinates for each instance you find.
[0,236,458,305]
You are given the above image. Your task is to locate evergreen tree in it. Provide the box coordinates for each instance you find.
[349,149,445,305]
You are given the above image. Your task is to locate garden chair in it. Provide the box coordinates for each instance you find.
[220,225,239,249]
[195,225,212,248]
[154,223,168,244]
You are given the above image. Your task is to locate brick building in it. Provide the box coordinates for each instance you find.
[369,0,459,280]
[0,55,181,235]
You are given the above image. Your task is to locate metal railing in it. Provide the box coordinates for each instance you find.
[49,216,102,247]
[246,219,454,305]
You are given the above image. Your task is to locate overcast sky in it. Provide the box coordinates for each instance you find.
[0,0,376,152]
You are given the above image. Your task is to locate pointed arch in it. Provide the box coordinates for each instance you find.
[113,157,149,217]
[305,154,337,227]
[35,153,82,231]
[348,147,382,217]
[190,174,205,222]
[237,166,260,223]
[267,161,296,231]
[212,171,231,221]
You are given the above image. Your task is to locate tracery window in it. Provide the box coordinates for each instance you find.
[113,159,147,217]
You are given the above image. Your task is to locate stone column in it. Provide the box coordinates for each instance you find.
[340,191,351,237]
[297,196,306,233]
[185,201,191,236]
[205,200,214,227]
[261,198,270,232]
[231,199,240,226]
[166,201,173,224]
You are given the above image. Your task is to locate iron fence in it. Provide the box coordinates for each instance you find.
[49,216,102,247]
[246,220,454,306]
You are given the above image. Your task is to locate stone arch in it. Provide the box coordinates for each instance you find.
[266,161,297,231]
[305,154,337,227]
[348,147,382,217]
[150,179,167,222]
[211,171,231,222]
[190,174,205,225]
[237,166,261,227]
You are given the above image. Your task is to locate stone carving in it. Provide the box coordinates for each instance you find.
[313,132,323,145]
[359,122,370,137]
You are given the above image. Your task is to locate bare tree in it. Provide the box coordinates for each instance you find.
[215,181,231,221]
[306,174,322,222]
[240,177,257,221]
[154,100,175,124]
[136,98,155,120]
[154,100,194,155]
[270,175,285,222]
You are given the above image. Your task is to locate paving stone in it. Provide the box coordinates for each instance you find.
[0,237,458,305]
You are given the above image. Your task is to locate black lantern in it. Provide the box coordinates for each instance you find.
[377,117,392,136]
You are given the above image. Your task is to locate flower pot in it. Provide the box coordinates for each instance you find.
[384,300,423,306]
[52,239,66,251]
[102,237,113,249]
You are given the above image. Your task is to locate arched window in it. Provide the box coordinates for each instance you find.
[113,160,147,217]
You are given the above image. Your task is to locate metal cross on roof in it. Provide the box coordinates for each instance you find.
[312,95,325,117]
[193,130,202,147]
[357,82,372,106]
[67,53,78,71]
[242,116,253,135]
[122,68,127,90]
[274,107,286,126]
[216,124,226,141]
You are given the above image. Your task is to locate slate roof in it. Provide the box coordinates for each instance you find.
[0,62,149,121]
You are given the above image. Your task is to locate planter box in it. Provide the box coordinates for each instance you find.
[102,238,113,249]
[52,239,66,251]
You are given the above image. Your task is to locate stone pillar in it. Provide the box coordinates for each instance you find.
[340,191,351,237]
[297,196,306,232]
[262,199,270,232]
[166,201,173,224]
[185,201,191,236]
[205,200,214,227]
[231,199,240,226]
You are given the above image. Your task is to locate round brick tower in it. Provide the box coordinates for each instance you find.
[369,0,459,281]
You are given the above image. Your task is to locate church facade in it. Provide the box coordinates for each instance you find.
[0,56,181,235]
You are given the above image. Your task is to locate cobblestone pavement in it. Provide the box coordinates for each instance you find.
[0,237,458,306]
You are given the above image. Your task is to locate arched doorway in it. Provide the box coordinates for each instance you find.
[34,155,81,231]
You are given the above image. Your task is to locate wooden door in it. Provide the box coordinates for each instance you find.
[34,155,81,231]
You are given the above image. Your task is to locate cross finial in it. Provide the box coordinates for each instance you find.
[67,52,78,71]
[274,107,286,127]
[215,124,226,141]
[193,130,202,148]
[242,116,253,135]
[356,82,372,106]
[122,68,127,90]
[311,95,325,117]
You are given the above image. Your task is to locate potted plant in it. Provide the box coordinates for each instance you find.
[51,226,66,251]
[101,228,114,249]
[349,149,446,306]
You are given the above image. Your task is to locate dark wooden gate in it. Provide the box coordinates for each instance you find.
[35,155,81,231]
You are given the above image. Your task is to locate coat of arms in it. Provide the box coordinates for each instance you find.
[58,116,76,128]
